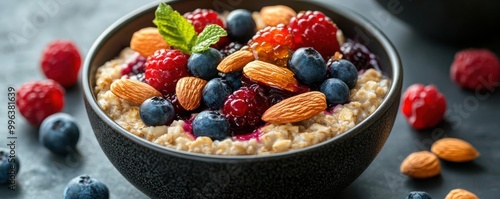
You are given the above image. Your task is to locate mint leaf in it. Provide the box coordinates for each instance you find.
[191,24,228,53]
[153,3,197,54]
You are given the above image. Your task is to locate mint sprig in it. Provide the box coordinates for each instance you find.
[153,3,227,54]
[192,24,227,53]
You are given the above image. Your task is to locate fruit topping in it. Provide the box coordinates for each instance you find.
[120,52,147,82]
[289,10,340,60]
[145,49,190,95]
[16,80,65,126]
[221,71,243,91]
[187,47,223,80]
[327,59,358,89]
[0,148,20,184]
[192,110,231,141]
[139,96,176,126]
[340,39,380,71]
[39,113,80,155]
[63,175,109,199]
[226,9,257,44]
[401,84,447,130]
[202,78,233,110]
[248,24,293,67]
[40,39,82,88]
[222,85,269,133]
[288,47,327,88]
[130,27,170,57]
[320,78,350,106]
[183,8,230,49]
[450,48,500,91]
[220,41,245,58]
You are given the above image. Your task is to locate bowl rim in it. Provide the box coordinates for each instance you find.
[82,0,402,161]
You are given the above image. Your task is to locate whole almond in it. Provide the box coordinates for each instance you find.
[262,91,326,124]
[260,5,296,26]
[400,151,441,179]
[243,60,298,92]
[176,77,207,111]
[431,138,479,162]
[445,189,479,199]
[217,50,255,73]
[110,79,162,105]
[130,27,170,57]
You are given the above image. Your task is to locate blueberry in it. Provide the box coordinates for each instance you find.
[406,191,432,199]
[221,71,242,90]
[288,47,327,88]
[320,78,350,105]
[226,9,256,43]
[39,113,80,155]
[139,96,175,126]
[203,78,233,110]
[192,110,230,141]
[187,47,223,80]
[0,148,19,184]
[63,174,109,199]
[328,59,358,89]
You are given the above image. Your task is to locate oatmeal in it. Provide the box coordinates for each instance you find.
[95,48,390,155]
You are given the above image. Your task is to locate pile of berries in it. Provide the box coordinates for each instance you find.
[126,4,381,141]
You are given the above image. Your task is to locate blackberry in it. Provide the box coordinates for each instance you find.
[220,42,244,58]
[340,39,380,71]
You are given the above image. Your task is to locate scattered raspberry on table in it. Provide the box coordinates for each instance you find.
[450,48,500,91]
[40,39,82,88]
[16,80,65,126]
[401,84,447,130]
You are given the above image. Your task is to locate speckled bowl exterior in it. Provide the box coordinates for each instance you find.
[82,0,403,198]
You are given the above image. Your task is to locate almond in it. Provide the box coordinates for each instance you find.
[445,189,479,199]
[261,91,326,124]
[260,5,296,26]
[431,137,479,162]
[217,50,255,73]
[400,151,441,179]
[110,79,162,105]
[175,77,207,111]
[243,60,298,92]
[130,27,170,57]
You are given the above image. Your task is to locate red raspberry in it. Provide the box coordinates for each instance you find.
[450,48,500,91]
[221,85,269,134]
[248,24,293,67]
[145,49,189,95]
[40,39,82,88]
[183,9,230,49]
[289,11,340,60]
[401,84,447,130]
[16,80,65,126]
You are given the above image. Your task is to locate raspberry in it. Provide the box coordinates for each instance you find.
[289,11,340,60]
[121,52,147,82]
[183,9,229,49]
[401,84,447,130]
[340,39,380,71]
[40,39,82,88]
[220,42,244,58]
[248,24,293,67]
[145,49,189,95]
[16,80,65,126]
[450,48,500,91]
[222,85,269,134]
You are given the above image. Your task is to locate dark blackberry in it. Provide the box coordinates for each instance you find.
[340,39,380,71]
[220,42,244,58]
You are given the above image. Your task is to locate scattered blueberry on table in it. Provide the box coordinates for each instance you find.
[39,113,80,155]
[63,174,109,199]
[0,148,20,184]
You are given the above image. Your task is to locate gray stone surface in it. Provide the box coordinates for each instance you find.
[1,0,499,198]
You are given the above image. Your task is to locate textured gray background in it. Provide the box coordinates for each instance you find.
[1,0,499,198]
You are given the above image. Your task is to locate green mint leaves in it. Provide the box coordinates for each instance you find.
[153,3,227,54]
[192,24,227,53]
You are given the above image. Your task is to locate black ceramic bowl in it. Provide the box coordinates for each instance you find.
[375,0,500,44]
[82,0,402,198]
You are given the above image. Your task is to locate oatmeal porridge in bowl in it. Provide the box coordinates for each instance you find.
[83,0,402,198]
